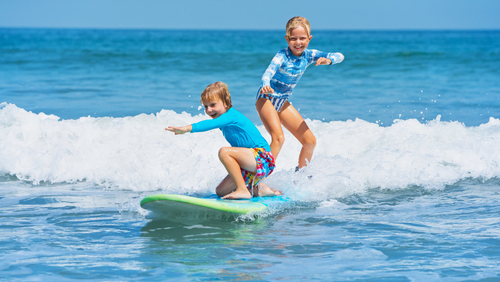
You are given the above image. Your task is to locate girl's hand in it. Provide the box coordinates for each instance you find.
[315,57,332,66]
[260,86,274,94]
[165,125,192,135]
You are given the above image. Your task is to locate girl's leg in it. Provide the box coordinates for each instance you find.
[279,102,317,169]
[256,98,285,159]
[217,147,257,199]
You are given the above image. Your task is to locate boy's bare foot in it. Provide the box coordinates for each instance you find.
[222,189,252,200]
[257,183,283,197]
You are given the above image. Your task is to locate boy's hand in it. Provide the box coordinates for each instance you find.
[315,57,332,66]
[260,86,274,94]
[166,125,192,135]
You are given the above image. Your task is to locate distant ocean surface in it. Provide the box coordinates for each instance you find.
[1,28,500,281]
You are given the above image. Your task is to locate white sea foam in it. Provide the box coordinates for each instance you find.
[1,102,499,200]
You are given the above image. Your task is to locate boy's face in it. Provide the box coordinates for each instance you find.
[203,98,227,119]
[285,26,312,57]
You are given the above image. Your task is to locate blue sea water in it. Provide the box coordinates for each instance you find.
[1,28,500,281]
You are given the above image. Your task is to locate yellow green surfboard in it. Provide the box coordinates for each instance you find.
[140,194,268,218]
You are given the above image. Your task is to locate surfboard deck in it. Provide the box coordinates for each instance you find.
[140,194,270,220]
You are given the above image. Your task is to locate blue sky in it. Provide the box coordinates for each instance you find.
[1,0,499,30]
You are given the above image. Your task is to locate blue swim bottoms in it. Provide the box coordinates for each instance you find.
[256,91,288,112]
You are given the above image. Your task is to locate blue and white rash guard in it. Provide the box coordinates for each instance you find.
[191,108,271,152]
[259,48,344,98]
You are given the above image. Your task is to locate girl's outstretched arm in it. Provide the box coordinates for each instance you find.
[315,57,332,66]
[311,50,344,66]
[166,125,192,135]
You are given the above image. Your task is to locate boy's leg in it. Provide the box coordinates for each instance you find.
[217,172,283,198]
[215,174,236,197]
[256,98,285,159]
[218,147,257,199]
[256,183,283,197]
[279,102,316,169]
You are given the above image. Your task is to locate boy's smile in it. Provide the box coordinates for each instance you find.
[203,99,227,119]
[285,26,312,57]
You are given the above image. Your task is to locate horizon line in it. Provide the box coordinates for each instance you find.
[2,26,500,32]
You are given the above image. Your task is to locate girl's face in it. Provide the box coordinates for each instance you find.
[203,98,227,119]
[285,26,312,56]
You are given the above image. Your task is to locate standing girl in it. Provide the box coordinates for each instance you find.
[256,16,344,170]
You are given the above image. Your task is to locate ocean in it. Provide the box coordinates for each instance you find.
[1,28,499,281]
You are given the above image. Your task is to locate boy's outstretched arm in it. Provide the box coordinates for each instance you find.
[166,125,192,135]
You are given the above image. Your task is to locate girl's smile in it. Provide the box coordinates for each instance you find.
[285,26,312,57]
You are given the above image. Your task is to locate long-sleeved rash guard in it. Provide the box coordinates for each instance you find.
[191,108,271,152]
[260,48,344,98]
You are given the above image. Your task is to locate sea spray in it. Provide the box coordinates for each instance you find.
[1,103,500,201]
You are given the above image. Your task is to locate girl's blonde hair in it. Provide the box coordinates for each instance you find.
[200,81,232,109]
[286,16,311,38]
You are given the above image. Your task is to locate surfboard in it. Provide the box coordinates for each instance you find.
[140,194,270,220]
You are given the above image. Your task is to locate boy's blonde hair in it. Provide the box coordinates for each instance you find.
[200,81,232,109]
[286,16,311,38]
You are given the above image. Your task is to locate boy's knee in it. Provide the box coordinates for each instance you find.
[215,184,230,197]
[218,147,230,160]
[215,186,224,197]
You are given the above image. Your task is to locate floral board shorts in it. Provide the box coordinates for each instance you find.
[241,148,275,189]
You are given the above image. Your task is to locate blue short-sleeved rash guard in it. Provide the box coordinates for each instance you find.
[191,108,271,152]
[260,48,344,98]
